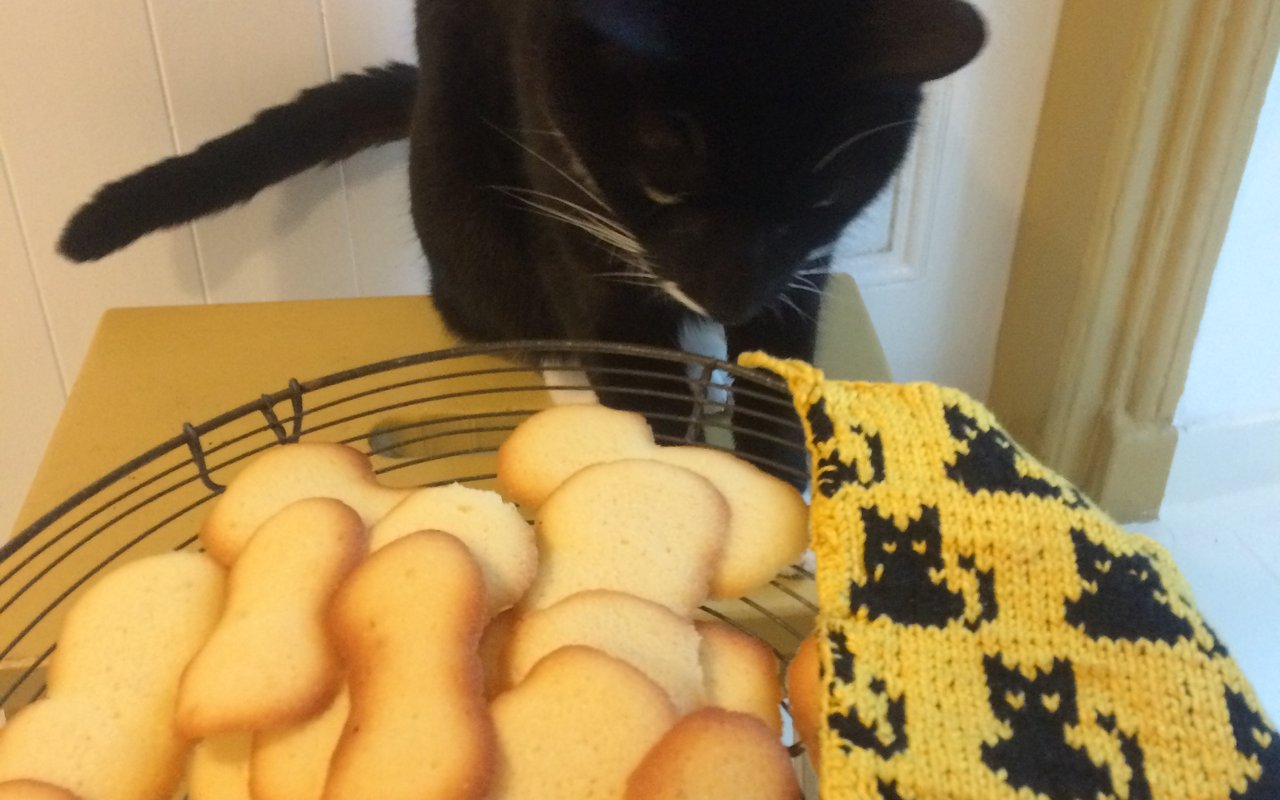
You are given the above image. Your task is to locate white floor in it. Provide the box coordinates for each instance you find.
[1128,481,1280,719]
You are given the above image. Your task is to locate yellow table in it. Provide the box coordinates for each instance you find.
[11,275,887,540]
[1,276,886,719]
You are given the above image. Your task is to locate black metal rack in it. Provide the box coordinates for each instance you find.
[0,341,818,771]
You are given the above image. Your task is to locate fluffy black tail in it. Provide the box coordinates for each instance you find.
[59,61,418,262]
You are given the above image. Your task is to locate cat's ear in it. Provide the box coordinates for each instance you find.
[865,0,987,83]
[569,0,679,61]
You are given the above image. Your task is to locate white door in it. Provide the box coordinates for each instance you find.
[831,0,1063,396]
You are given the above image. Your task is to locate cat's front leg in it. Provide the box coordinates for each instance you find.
[585,303,702,444]
[724,271,828,488]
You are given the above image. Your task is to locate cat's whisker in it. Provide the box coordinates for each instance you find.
[786,280,827,298]
[792,274,824,291]
[484,120,612,212]
[499,191,645,255]
[794,266,832,276]
[812,118,916,174]
[778,293,815,322]
[496,185,635,239]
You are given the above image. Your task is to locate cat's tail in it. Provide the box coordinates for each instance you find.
[58,61,418,262]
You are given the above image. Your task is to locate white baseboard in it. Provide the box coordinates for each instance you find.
[1164,415,1280,506]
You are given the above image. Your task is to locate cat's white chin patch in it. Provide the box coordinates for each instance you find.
[660,281,709,317]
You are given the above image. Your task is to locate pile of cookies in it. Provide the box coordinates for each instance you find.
[0,404,810,800]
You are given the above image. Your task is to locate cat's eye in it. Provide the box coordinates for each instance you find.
[642,185,686,206]
[1041,693,1062,712]
[882,541,898,553]
[1004,691,1026,710]
[639,111,705,159]
[912,540,928,554]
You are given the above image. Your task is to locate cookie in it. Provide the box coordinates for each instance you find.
[178,498,366,737]
[497,404,808,597]
[522,459,729,615]
[507,590,705,713]
[251,688,349,800]
[656,446,808,598]
[187,734,251,800]
[200,443,405,565]
[490,646,678,800]
[324,531,494,800]
[0,553,225,800]
[696,620,783,734]
[624,708,801,800]
[786,631,821,771]
[0,781,80,800]
[479,610,518,699]
[369,483,536,616]
[496,404,655,509]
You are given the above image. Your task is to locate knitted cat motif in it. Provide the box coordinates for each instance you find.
[826,632,907,759]
[848,507,996,630]
[944,406,1087,508]
[981,657,1114,800]
[849,507,963,627]
[1065,529,1196,645]
[877,780,907,799]
[807,398,886,498]
[1225,688,1280,799]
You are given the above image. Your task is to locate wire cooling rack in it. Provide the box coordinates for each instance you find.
[0,342,817,739]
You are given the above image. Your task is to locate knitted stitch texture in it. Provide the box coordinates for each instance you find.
[743,354,1279,800]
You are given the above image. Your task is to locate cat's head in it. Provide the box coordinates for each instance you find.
[984,657,1081,727]
[862,507,945,568]
[514,0,985,323]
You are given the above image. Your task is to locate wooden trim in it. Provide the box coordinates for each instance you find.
[989,1,1280,521]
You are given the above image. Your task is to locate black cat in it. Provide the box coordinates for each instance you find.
[1064,528,1196,646]
[58,1,985,475]
[982,656,1115,800]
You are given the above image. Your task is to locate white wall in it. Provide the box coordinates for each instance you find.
[1166,55,1280,503]
[0,0,422,536]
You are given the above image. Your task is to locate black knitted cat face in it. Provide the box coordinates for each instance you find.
[982,657,1115,800]
[849,506,965,628]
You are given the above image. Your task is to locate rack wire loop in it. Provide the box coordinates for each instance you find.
[183,423,225,494]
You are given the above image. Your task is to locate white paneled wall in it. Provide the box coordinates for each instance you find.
[0,0,420,534]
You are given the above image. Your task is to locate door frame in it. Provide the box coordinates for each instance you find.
[988,1,1280,521]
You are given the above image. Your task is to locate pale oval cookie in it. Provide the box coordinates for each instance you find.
[0,553,225,800]
[496,404,808,597]
[491,646,678,800]
[496,404,655,509]
[624,708,801,800]
[696,620,783,734]
[507,590,705,713]
[0,780,80,800]
[251,688,349,800]
[479,609,518,699]
[655,446,808,598]
[178,498,367,738]
[369,483,536,616]
[187,734,251,800]
[523,459,729,615]
[324,531,494,800]
[200,443,406,565]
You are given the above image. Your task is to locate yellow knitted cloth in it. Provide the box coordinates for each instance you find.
[743,355,1279,800]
